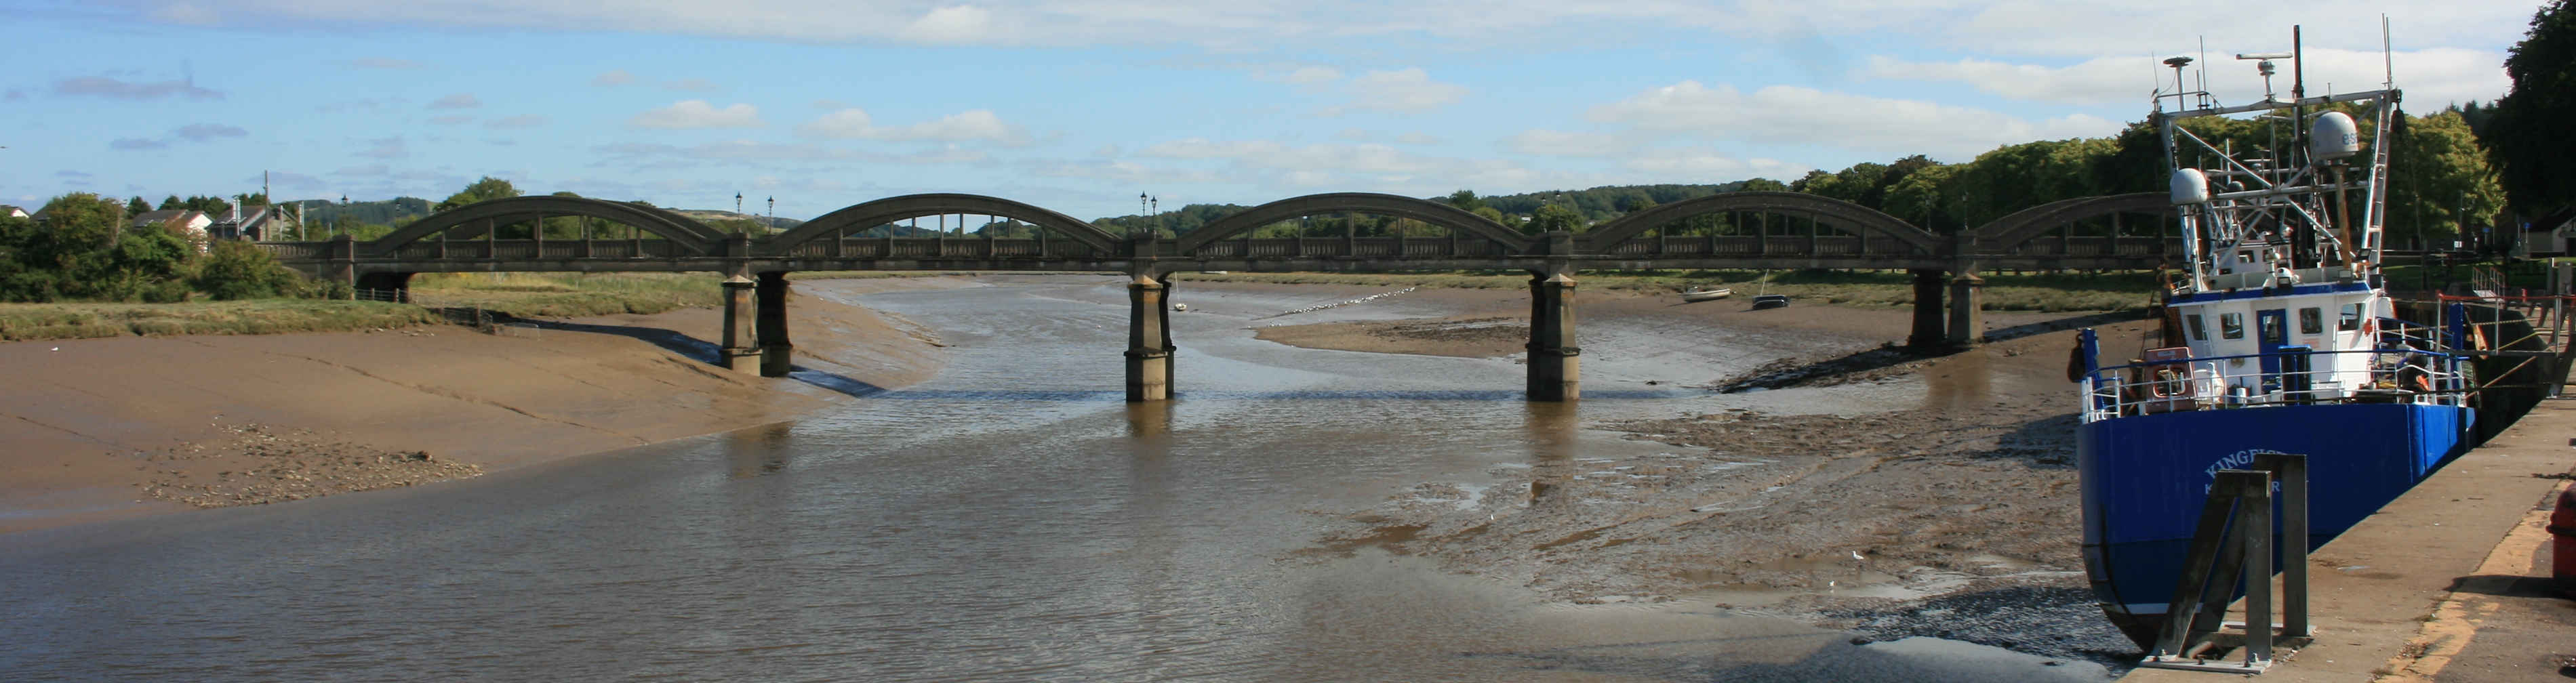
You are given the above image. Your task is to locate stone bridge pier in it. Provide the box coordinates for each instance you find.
[1525,264,1579,401]
[1125,270,1176,402]
[717,267,794,377]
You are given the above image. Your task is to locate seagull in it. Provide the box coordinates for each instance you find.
[49,347,59,352]
[1851,551,1865,561]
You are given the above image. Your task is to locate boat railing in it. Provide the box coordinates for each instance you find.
[2081,348,2471,422]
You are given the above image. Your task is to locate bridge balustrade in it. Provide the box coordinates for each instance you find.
[254,243,328,260]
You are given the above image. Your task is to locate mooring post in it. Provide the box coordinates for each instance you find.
[756,271,792,377]
[1526,234,1580,401]
[1909,268,1948,348]
[1125,269,1171,402]
[2258,451,2312,638]
[1947,272,1986,346]
[719,270,759,373]
[1158,272,1175,397]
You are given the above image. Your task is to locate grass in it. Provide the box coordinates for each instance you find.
[407,272,721,317]
[0,299,441,342]
[1172,268,2162,312]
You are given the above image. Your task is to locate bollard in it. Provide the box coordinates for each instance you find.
[2552,485,2574,598]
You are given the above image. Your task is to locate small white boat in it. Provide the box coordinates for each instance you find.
[1679,287,1732,303]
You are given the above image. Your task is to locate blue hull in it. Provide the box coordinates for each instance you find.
[2076,402,2472,640]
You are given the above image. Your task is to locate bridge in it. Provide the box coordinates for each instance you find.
[261,191,2177,402]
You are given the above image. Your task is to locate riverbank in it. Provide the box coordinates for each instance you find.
[1208,281,2162,667]
[0,277,950,535]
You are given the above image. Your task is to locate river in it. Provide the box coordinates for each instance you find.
[0,276,2107,681]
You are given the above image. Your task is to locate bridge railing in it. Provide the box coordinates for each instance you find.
[254,242,330,260]
[1180,236,1512,260]
[1994,236,2181,257]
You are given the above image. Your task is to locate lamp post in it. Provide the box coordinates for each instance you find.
[1138,192,1147,237]
[1150,195,1159,237]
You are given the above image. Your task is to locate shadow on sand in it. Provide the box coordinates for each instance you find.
[504,316,892,400]
[1711,310,2150,394]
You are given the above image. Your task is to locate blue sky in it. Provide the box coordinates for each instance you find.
[3,1,2535,221]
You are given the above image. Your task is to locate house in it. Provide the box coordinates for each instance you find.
[0,205,26,220]
[208,205,294,241]
[130,209,215,237]
[2513,207,2576,257]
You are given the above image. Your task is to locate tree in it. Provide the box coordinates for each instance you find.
[195,239,307,299]
[2482,0,2576,215]
[157,195,182,211]
[1525,202,1584,234]
[126,196,150,214]
[437,176,522,211]
[1445,190,1487,212]
[1737,178,1790,193]
[2390,110,2505,245]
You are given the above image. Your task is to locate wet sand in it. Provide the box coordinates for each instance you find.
[0,277,950,534]
[1224,282,2163,665]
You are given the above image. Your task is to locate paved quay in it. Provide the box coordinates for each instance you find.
[2121,399,2576,682]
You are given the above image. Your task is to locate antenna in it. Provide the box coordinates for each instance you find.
[2382,14,2394,89]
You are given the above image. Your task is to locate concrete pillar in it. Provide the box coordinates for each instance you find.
[329,234,359,297]
[1908,268,1948,348]
[1157,274,1176,397]
[719,272,760,373]
[1526,266,1580,401]
[756,271,792,377]
[1125,271,1172,402]
[1948,272,1986,347]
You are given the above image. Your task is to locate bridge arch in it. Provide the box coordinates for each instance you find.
[1581,192,1938,255]
[1975,192,2170,253]
[363,196,725,257]
[762,194,1121,256]
[1174,192,1531,255]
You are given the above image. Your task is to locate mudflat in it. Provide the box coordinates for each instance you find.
[0,277,950,534]
[1220,281,2165,665]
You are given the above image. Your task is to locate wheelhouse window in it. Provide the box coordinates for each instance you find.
[2219,312,2245,339]
[2339,304,2363,331]
[2259,310,2285,345]
[2186,314,2209,342]
[2299,307,2323,335]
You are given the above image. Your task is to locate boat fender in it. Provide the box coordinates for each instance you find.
[2553,486,2575,598]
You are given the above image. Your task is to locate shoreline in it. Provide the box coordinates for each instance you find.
[0,276,956,535]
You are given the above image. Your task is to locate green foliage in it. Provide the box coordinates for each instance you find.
[195,239,309,299]
[1525,203,1585,234]
[436,176,522,211]
[2483,0,2576,214]
[0,299,438,341]
[125,196,150,214]
[2390,110,2503,244]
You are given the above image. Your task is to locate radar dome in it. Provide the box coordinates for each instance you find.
[2170,168,2210,205]
[2311,111,2362,161]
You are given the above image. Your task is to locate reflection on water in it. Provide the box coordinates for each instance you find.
[0,277,2099,682]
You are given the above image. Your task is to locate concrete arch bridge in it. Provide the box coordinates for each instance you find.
[261,191,2175,401]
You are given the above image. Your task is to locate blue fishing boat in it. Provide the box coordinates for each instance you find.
[2073,33,2477,648]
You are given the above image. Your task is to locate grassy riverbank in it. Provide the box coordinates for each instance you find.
[1178,269,2160,312]
[0,299,441,342]
[407,272,721,317]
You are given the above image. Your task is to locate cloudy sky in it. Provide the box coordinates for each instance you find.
[3,1,2535,220]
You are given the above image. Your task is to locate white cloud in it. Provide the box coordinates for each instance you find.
[1590,80,2120,161]
[485,115,548,129]
[1337,68,1467,112]
[1285,66,1342,84]
[428,93,481,109]
[904,5,993,43]
[174,123,247,141]
[428,114,474,125]
[150,2,218,24]
[593,70,635,86]
[664,78,723,93]
[631,100,765,129]
[1862,47,2510,107]
[1507,129,1632,157]
[357,136,406,159]
[795,108,1021,143]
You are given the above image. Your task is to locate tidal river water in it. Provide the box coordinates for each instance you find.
[1,277,2101,682]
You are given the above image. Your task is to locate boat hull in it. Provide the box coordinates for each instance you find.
[2076,401,2473,647]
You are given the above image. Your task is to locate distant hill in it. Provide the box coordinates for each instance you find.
[666,209,802,234]
[294,197,433,226]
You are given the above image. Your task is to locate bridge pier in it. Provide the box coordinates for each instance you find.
[1908,268,1947,348]
[1526,266,1580,402]
[1125,271,1174,402]
[757,271,792,377]
[719,273,761,373]
[1948,273,1985,346]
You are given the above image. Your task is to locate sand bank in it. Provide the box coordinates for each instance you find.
[0,277,950,534]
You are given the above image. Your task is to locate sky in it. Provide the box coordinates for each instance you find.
[1,1,2538,222]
